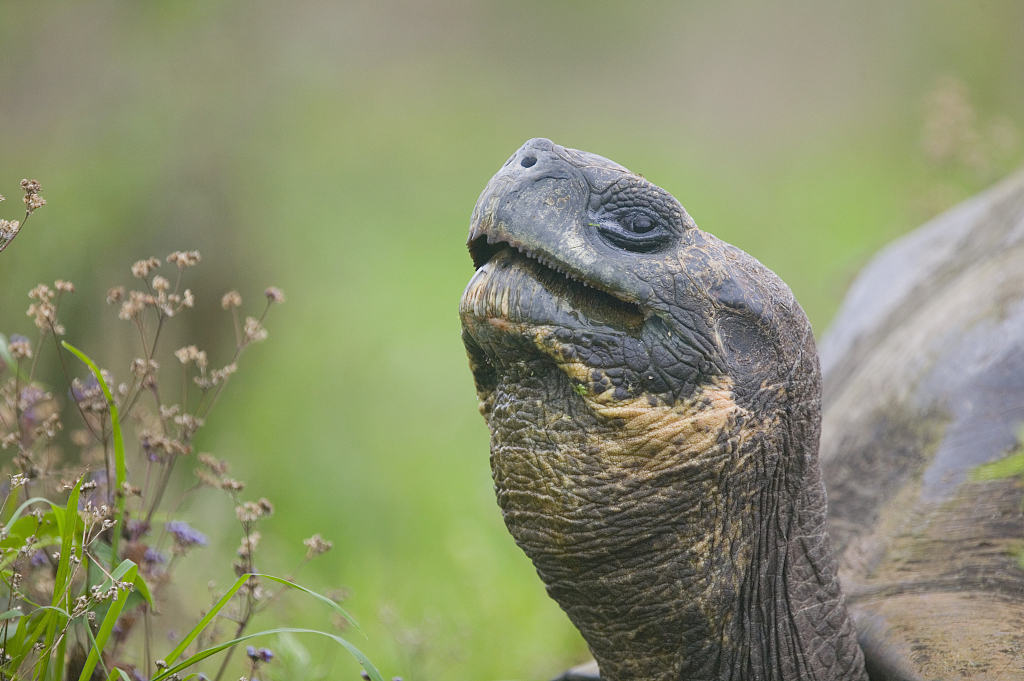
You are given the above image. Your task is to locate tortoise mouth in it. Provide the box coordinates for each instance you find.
[463,236,644,330]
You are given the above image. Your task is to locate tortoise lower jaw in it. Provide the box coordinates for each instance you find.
[460,244,644,335]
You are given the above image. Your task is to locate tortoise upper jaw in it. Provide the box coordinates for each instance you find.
[467,138,579,269]
[466,139,644,306]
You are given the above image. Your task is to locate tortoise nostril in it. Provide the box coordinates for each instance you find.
[520,155,537,168]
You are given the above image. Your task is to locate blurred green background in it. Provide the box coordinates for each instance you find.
[1,2,1022,679]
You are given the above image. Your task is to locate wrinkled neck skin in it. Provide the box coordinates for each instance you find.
[473,317,866,681]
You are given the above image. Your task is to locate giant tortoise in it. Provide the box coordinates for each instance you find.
[459,138,1024,681]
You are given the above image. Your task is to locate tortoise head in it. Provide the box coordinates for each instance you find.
[459,139,864,681]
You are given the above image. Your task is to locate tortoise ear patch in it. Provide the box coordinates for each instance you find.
[709,276,749,312]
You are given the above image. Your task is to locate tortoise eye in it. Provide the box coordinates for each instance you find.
[594,208,673,253]
[624,213,655,233]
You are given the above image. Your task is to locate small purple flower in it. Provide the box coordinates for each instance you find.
[246,645,274,664]
[9,334,30,345]
[19,385,46,424]
[143,548,167,564]
[30,550,49,567]
[127,518,151,540]
[165,520,208,548]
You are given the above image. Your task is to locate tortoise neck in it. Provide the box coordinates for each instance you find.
[727,450,868,681]
[571,444,868,681]
[532,418,869,681]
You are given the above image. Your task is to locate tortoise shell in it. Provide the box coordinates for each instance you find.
[819,170,1024,679]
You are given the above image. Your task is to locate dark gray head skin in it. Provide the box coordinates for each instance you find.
[459,139,867,681]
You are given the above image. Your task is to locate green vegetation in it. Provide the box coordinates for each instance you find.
[0,209,381,680]
[973,433,1024,481]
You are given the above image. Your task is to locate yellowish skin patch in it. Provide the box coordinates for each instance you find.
[532,325,749,468]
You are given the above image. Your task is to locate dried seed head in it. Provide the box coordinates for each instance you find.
[166,250,201,269]
[131,257,162,279]
[118,290,150,320]
[25,194,45,212]
[210,363,237,386]
[8,334,32,360]
[107,286,125,304]
[303,533,333,558]
[243,317,268,343]
[36,413,62,440]
[174,345,207,370]
[194,467,222,488]
[21,180,44,214]
[237,531,261,558]
[151,275,170,292]
[28,283,54,301]
[131,358,159,379]
[0,219,20,241]
[264,287,285,304]
[173,413,205,439]
[26,285,60,332]
[221,291,242,309]
[235,499,273,523]
[198,453,230,474]
[159,404,180,420]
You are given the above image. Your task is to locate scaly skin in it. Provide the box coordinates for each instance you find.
[459,139,867,681]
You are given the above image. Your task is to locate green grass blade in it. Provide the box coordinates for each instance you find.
[36,477,82,678]
[53,628,68,681]
[100,558,136,586]
[52,478,83,604]
[152,627,384,681]
[5,609,30,664]
[61,341,127,567]
[78,562,138,681]
[90,542,153,607]
[3,496,56,530]
[256,574,362,636]
[8,609,44,670]
[162,573,249,667]
[109,669,133,681]
[82,614,112,680]
[0,609,23,621]
[131,571,154,607]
